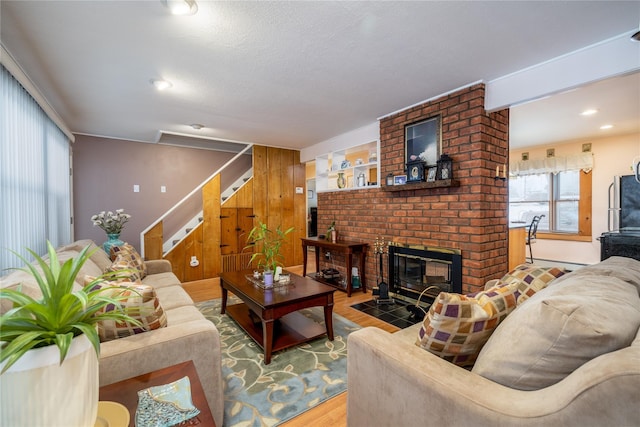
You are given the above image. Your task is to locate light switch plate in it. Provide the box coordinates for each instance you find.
[133,184,140,193]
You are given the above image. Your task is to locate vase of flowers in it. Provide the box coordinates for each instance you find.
[90,209,131,253]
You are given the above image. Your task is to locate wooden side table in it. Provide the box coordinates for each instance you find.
[99,360,216,427]
[301,237,368,297]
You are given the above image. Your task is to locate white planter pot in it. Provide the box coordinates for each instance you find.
[0,334,99,427]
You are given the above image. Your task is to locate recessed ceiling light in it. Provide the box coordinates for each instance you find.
[162,0,198,16]
[580,109,598,116]
[190,124,204,130]
[600,124,614,130]
[150,79,173,91]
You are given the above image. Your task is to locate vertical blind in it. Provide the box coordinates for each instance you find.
[0,65,71,272]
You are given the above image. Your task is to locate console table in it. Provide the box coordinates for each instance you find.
[301,237,368,297]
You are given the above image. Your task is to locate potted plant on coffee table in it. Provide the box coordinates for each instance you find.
[245,221,295,287]
[0,242,140,426]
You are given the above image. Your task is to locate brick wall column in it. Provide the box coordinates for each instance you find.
[317,84,509,293]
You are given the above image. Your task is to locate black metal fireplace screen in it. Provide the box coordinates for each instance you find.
[388,244,462,302]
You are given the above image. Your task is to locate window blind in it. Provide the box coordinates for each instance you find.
[0,65,71,271]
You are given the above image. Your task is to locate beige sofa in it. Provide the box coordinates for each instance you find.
[0,239,224,427]
[347,256,640,426]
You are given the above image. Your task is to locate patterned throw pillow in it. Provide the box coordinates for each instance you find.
[105,254,143,282]
[110,243,147,278]
[95,282,167,342]
[416,282,518,367]
[499,264,568,305]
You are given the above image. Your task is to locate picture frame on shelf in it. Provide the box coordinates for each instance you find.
[426,167,437,182]
[394,174,407,185]
[405,115,441,166]
[406,160,426,182]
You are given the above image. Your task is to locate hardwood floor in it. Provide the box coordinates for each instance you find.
[181,264,400,427]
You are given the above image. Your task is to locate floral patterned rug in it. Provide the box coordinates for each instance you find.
[195,298,361,427]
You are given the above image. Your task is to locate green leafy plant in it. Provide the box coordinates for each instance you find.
[0,242,140,373]
[327,221,336,237]
[245,222,295,273]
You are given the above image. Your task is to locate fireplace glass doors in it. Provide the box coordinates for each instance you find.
[388,244,462,303]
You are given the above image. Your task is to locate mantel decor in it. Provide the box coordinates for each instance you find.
[436,154,453,180]
[405,115,441,167]
[406,160,426,183]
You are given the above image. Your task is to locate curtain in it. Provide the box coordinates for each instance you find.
[509,153,593,176]
[0,65,71,271]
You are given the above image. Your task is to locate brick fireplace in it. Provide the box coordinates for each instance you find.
[317,83,509,293]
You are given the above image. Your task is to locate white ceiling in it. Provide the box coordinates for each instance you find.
[1,1,639,151]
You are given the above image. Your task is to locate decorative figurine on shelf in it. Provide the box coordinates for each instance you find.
[436,154,453,180]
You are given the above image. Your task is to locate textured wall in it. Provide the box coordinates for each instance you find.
[73,135,238,251]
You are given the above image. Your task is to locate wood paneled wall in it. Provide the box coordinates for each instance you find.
[149,145,306,282]
[251,146,306,268]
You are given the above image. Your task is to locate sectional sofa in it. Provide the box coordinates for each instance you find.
[347,256,640,426]
[0,239,224,427]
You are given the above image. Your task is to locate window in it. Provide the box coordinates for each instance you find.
[0,65,72,271]
[509,170,592,238]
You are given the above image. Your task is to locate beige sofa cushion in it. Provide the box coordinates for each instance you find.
[142,272,181,289]
[55,250,104,287]
[473,263,640,390]
[416,282,518,367]
[58,239,113,271]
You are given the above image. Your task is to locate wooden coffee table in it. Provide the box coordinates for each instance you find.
[220,270,335,365]
[99,360,215,427]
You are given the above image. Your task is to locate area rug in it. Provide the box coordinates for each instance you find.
[196,298,361,427]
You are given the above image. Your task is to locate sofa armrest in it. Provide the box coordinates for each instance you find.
[145,259,173,275]
[99,318,224,427]
[347,327,640,427]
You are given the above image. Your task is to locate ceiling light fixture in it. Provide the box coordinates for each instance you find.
[600,124,614,130]
[190,124,204,130]
[162,0,198,16]
[580,109,598,116]
[150,79,173,91]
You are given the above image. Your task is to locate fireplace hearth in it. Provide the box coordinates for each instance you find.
[388,243,462,309]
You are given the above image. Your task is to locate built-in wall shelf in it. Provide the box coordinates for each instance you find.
[315,141,379,193]
[382,179,460,192]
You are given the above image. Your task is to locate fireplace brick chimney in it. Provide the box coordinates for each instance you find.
[317,83,509,293]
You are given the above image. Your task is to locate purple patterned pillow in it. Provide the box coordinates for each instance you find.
[416,282,518,367]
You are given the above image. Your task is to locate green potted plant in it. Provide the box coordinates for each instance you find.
[245,222,295,286]
[0,242,140,426]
